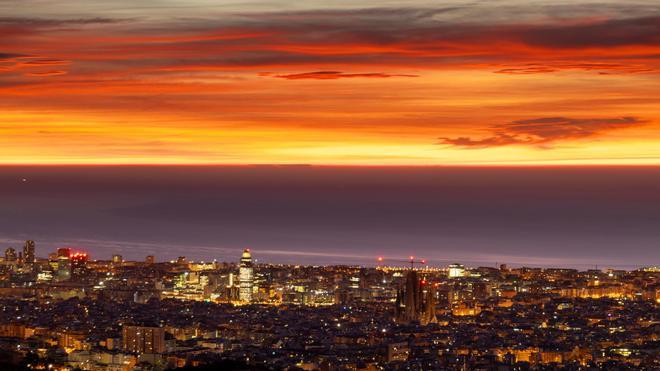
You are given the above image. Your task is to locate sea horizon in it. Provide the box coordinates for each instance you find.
[2,165,658,270]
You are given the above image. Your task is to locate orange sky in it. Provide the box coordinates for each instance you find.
[1,1,660,165]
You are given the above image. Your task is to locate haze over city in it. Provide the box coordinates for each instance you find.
[1,166,659,269]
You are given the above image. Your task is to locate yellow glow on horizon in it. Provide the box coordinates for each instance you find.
[1,68,659,165]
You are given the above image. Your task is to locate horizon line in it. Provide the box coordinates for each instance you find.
[2,163,660,168]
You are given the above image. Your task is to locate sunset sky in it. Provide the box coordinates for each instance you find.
[2,0,660,165]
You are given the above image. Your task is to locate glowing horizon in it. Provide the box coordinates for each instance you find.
[2,1,660,165]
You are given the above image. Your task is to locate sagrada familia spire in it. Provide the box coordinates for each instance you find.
[394,269,437,325]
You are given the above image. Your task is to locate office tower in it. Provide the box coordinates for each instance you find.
[23,240,35,264]
[145,255,155,265]
[448,263,466,278]
[71,252,89,279]
[225,273,240,302]
[112,254,123,264]
[56,248,72,281]
[122,325,166,354]
[239,249,254,302]
[4,248,17,262]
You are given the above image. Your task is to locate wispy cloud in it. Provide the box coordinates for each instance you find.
[272,71,418,80]
[25,70,67,76]
[0,17,123,26]
[439,117,645,149]
[494,62,659,75]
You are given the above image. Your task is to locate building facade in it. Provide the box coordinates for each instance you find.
[122,325,166,354]
[239,249,254,302]
[23,240,35,264]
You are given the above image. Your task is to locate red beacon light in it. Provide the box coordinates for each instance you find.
[377,256,384,262]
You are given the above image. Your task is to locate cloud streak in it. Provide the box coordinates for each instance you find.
[25,70,67,76]
[2,10,660,74]
[272,71,418,80]
[439,117,645,149]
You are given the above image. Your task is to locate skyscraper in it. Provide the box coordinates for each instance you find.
[23,240,35,264]
[71,252,89,280]
[56,248,72,281]
[112,254,123,264]
[448,263,466,278]
[4,248,17,263]
[239,249,254,302]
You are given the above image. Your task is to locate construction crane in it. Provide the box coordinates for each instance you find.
[377,255,427,269]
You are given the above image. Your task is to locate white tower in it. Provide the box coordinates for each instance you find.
[239,249,254,302]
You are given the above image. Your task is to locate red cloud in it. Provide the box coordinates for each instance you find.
[273,71,418,80]
[3,11,660,76]
[20,58,70,66]
[494,66,557,74]
[494,62,659,75]
[25,70,67,76]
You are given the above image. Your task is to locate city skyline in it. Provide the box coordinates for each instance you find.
[0,238,651,271]
[0,236,657,369]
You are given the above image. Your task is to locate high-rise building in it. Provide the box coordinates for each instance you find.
[239,249,254,302]
[71,252,89,279]
[122,325,166,354]
[226,273,240,302]
[23,240,35,264]
[56,248,72,281]
[112,254,123,264]
[448,263,466,278]
[4,248,17,262]
[145,255,155,265]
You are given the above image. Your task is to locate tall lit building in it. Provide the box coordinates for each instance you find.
[71,252,89,280]
[226,273,240,302]
[56,248,72,281]
[112,254,123,264]
[239,249,254,302]
[448,263,466,278]
[4,248,17,263]
[122,325,166,354]
[23,240,35,264]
